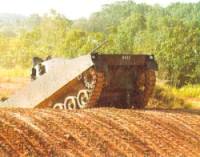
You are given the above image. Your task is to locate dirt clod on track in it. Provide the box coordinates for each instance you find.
[0,108,200,157]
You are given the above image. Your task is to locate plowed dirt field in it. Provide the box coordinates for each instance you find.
[0,108,200,157]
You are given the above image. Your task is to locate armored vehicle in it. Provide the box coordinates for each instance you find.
[2,53,158,109]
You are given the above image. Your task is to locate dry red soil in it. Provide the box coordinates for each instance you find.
[0,108,200,157]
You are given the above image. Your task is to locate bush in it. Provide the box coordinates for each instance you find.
[148,84,191,109]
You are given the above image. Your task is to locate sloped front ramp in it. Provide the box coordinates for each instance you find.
[2,55,93,108]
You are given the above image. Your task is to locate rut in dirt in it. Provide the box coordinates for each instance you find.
[0,108,200,157]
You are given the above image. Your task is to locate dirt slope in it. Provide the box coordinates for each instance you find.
[0,77,29,101]
[0,108,200,157]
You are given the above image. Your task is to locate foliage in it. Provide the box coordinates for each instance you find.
[0,66,29,78]
[150,83,200,109]
[149,84,189,109]
[172,84,200,98]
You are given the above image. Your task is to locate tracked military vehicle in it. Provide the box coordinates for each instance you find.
[2,52,158,109]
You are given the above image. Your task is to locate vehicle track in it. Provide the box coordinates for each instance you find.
[0,108,199,157]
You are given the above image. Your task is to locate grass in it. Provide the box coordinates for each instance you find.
[172,85,200,109]
[150,83,200,109]
[149,84,188,109]
[188,101,200,109]
[0,66,29,78]
[172,84,200,98]
[0,66,29,100]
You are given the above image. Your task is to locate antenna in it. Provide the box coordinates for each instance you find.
[90,40,108,54]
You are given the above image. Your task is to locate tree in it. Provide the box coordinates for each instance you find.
[115,13,146,52]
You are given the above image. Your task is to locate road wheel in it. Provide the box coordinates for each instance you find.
[64,96,77,110]
[53,103,64,110]
[77,89,90,109]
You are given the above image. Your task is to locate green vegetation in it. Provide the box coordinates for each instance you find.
[151,83,200,109]
[172,85,200,98]
[150,84,189,109]
[189,101,200,109]
[172,84,200,109]
[0,67,29,78]
[0,2,200,88]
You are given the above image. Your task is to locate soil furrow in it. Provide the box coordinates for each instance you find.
[0,108,199,157]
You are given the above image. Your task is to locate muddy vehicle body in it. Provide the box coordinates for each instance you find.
[91,53,157,108]
[2,53,157,109]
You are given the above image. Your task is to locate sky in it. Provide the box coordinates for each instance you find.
[0,0,199,19]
